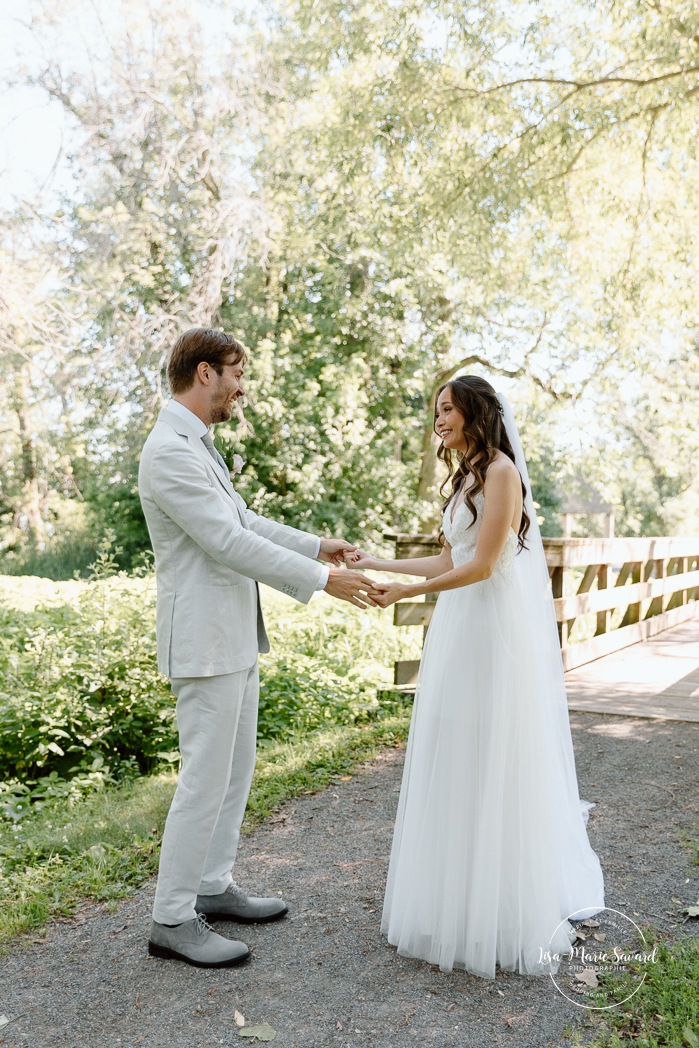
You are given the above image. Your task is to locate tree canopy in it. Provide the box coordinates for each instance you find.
[1,0,697,574]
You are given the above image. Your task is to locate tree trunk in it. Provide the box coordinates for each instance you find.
[12,364,45,548]
[416,414,440,503]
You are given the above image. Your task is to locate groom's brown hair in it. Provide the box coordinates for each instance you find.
[167,328,247,394]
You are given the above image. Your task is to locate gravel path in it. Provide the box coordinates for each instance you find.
[2,711,699,1048]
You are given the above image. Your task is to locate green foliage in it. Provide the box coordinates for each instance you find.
[220,243,436,538]
[83,460,152,572]
[0,496,100,580]
[1,0,698,579]
[576,936,699,1048]
[0,558,172,786]
[258,595,417,740]
[515,392,565,536]
[0,458,156,579]
[0,567,420,796]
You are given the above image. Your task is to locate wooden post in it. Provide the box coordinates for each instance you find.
[691,556,699,601]
[574,563,598,643]
[645,558,666,619]
[620,562,642,626]
[666,558,685,610]
[640,559,654,620]
[680,557,688,606]
[551,566,567,648]
[596,563,610,636]
[390,532,440,687]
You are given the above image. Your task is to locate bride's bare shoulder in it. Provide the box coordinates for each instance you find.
[486,453,520,485]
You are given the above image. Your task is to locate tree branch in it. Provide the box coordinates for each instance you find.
[454,65,699,97]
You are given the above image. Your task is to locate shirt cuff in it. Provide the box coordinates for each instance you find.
[312,535,322,558]
[315,564,330,591]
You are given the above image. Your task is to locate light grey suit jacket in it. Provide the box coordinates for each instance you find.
[138,406,324,678]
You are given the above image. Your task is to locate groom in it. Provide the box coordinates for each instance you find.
[138,327,377,968]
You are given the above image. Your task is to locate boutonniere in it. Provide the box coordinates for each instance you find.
[230,454,245,479]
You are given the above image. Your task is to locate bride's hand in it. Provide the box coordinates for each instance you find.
[344,548,377,570]
[372,582,408,609]
[319,538,358,566]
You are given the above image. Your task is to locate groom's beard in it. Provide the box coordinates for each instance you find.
[211,400,234,424]
[210,394,251,433]
[210,392,238,424]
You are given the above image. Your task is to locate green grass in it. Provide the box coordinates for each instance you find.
[571,935,699,1048]
[0,712,410,951]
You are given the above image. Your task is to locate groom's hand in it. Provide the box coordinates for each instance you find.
[319,538,358,566]
[325,567,379,609]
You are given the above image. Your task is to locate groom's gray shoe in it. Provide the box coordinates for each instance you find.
[196,881,289,924]
[148,914,251,968]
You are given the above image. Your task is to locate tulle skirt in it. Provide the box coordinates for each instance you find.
[381,571,604,977]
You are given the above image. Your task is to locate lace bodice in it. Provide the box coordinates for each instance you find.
[443,489,517,582]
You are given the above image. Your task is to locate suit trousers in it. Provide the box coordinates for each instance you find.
[152,663,259,925]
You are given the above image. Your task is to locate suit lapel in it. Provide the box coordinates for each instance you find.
[157,407,249,528]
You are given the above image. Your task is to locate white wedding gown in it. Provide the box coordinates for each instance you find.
[381,491,605,977]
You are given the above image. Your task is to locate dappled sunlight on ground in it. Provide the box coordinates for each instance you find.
[573,716,667,740]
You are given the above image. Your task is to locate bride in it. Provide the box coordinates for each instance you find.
[350,376,604,978]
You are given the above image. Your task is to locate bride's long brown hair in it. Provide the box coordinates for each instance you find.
[435,376,530,551]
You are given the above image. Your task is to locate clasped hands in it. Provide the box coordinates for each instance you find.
[318,539,405,610]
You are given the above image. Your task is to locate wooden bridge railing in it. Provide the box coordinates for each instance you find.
[388,534,699,685]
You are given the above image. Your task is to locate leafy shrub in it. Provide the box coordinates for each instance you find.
[0,550,173,784]
[0,558,420,802]
[258,596,415,742]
